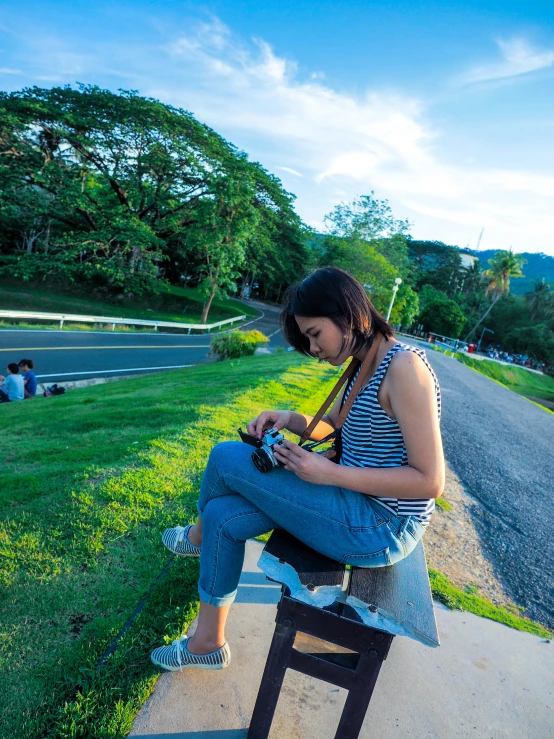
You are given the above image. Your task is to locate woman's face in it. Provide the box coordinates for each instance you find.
[295,316,351,365]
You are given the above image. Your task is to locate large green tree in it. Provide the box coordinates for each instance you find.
[0,85,306,316]
[324,193,411,271]
[420,298,466,338]
[184,165,259,322]
[319,193,416,322]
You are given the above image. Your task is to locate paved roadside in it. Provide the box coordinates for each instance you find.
[130,540,553,739]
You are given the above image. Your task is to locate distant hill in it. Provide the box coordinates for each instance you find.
[471,250,554,295]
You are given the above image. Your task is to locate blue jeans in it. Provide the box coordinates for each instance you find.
[197,441,425,607]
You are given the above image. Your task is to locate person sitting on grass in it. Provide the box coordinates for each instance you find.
[18,359,37,399]
[0,363,25,404]
[150,267,445,672]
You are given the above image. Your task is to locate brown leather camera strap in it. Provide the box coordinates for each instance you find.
[299,333,383,445]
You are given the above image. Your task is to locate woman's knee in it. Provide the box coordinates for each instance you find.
[202,496,273,544]
[209,440,244,465]
[208,440,253,477]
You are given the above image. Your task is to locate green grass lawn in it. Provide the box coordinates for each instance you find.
[0,353,341,738]
[0,354,550,738]
[455,352,554,404]
[0,279,259,330]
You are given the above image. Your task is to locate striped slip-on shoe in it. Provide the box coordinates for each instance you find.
[162,524,201,556]
[151,636,231,672]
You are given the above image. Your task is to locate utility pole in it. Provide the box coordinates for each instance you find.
[477,327,493,352]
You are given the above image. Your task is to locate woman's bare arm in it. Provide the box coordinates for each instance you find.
[284,411,336,440]
[322,352,445,499]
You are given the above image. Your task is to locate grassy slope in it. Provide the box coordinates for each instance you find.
[0,354,340,738]
[0,279,259,327]
[0,355,550,738]
[456,352,554,404]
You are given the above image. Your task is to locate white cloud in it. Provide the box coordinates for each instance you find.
[3,15,553,254]
[0,67,22,74]
[150,20,554,254]
[277,166,303,177]
[460,37,554,85]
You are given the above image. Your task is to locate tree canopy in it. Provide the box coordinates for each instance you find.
[0,85,309,319]
[1,85,552,364]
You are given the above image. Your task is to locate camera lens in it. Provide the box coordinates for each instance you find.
[252,449,273,473]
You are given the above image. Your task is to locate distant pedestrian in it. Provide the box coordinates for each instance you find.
[0,364,25,403]
[18,359,37,399]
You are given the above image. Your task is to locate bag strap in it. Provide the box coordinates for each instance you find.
[335,333,383,430]
[299,359,359,446]
[299,334,383,445]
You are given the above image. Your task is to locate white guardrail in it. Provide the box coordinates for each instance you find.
[0,310,246,334]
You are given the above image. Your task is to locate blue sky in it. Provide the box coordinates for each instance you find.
[1,0,554,255]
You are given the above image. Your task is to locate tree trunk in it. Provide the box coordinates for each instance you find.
[23,230,43,254]
[464,293,500,342]
[43,219,51,255]
[201,266,220,324]
[129,245,142,273]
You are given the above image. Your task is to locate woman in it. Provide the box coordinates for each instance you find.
[151,267,444,672]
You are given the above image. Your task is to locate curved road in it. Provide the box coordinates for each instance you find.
[0,307,284,382]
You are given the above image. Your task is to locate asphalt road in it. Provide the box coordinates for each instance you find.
[0,306,284,381]
[408,339,554,629]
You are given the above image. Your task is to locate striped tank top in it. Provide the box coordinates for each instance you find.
[340,341,441,526]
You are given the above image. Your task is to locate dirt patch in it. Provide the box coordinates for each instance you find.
[425,464,511,607]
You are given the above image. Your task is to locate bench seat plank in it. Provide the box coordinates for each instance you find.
[258,529,345,610]
[347,541,439,647]
[263,529,345,586]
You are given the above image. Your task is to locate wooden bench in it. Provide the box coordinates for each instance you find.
[247,529,439,739]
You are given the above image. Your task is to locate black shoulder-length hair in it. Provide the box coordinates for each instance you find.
[280,266,394,357]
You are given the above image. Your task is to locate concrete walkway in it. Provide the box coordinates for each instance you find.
[130,541,552,739]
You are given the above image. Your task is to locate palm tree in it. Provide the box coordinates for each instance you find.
[464,249,525,341]
[525,278,552,319]
[462,259,482,296]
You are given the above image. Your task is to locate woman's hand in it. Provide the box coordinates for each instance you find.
[247,410,292,439]
[273,440,338,485]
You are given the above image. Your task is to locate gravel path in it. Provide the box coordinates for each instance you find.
[409,341,554,629]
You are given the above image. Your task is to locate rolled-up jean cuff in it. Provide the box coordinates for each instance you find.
[198,584,237,608]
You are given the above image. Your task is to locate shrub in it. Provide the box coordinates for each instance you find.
[210,329,269,360]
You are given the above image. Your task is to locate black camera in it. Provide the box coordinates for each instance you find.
[238,428,285,473]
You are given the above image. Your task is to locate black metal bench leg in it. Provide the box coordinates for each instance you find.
[334,651,384,739]
[247,621,296,738]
